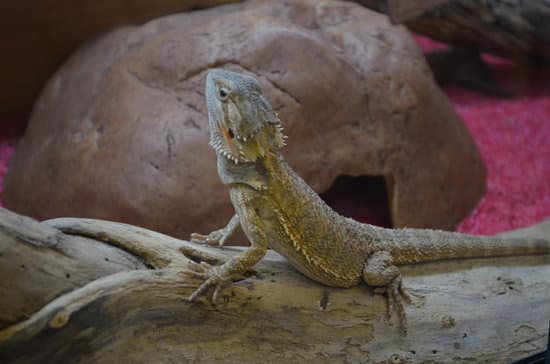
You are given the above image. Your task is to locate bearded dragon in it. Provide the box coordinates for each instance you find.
[186,69,550,334]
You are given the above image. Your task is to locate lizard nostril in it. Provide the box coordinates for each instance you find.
[228,128,235,139]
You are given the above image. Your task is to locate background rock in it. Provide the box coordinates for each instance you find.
[3,0,486,240]
[0,0,240,118]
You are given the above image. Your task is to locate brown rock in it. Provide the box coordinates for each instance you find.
[0,0,240,118]
[4,0,485,239]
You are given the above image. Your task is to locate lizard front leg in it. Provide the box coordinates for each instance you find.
[185,206,268,303]
[363,251,411,335]
[190,213,240,247]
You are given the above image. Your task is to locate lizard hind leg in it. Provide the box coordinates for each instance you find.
[363,251,411,335]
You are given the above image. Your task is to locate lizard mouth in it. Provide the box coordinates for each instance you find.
[209,120,285,164]
[209,121,262,164]
[205,69,286,164]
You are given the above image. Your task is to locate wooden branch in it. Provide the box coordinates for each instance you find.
[0,209,146,327]
[408,0,550,63]
[355,0,550,63]
[387,0,453,23]
[0,208,549,363]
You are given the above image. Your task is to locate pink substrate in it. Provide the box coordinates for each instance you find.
[455,96,550,234]
[423,37,550,234]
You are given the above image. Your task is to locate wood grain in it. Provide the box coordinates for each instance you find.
[0,208,548,363]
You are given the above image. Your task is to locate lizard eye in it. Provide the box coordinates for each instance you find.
[218,87,229,101]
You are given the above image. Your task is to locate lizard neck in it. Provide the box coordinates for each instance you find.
[216,151,281,191]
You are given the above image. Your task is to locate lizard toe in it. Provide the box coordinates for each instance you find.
[186,264,232,303]
[180,261,214,280]
[188,261,213,273]
[191,230,227,247]
[386,277,409,335]
[190,232,207,242]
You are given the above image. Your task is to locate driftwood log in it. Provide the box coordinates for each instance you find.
[356,0,550,63]
[0,207,549,363]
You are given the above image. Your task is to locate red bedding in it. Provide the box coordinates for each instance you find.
[416,36,550,234]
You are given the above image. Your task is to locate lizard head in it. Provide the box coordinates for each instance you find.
[205,69,286,163]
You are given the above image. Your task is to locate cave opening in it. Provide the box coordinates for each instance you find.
[320,175,392,228]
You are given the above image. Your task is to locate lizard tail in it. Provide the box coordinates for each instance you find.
[374,223,550,265]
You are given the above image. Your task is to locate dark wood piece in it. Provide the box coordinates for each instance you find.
[387,0,453,23]
[409,0,550,63]
[356,0,550,63]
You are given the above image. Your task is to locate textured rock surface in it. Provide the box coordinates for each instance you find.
[4,0,486,239]
[0,0,240,117]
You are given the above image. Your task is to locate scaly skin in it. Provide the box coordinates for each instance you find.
[186,69,550,334]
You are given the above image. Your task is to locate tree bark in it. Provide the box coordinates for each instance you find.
[355,0,550,63]
[0,207,549,363]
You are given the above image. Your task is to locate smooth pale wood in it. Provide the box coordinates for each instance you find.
[0,209,145,327]
[0,208,549,363]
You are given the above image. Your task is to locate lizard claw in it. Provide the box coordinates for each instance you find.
[377,276,411,335]
[180,261,212,280]
[364,251,411,335]
[182,261,231,303]
[190,230,227,248]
